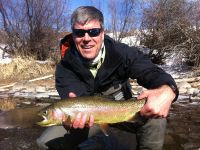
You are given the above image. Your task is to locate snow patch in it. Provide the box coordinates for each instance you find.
[0,44,12,64]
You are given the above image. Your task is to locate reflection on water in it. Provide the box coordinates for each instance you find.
[0,98,199,150]
[0,107,43,129]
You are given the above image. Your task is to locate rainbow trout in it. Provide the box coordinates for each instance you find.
[37,96,146,129]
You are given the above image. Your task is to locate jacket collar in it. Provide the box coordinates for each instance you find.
[61,34,123,85]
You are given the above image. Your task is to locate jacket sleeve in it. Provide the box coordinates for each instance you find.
[124,45,179,101]
[55,63,89,99]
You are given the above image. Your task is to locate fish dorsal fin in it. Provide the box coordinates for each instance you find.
[100,124,109,136]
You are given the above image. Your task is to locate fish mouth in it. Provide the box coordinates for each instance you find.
[37,115,56,127]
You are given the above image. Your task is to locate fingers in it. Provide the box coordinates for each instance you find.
[88,115,94,127]
[79,113,87,128]
[140,103,168,118]
[68,93,94,129]
[141,111,167,118]
[73,112,82,128]
[72,113,94,129]
[69,92,77,98]
[137,90,150,100]
[140,104,152,117]
[138,87,173,119]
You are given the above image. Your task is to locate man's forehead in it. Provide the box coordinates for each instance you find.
[73,19,101,28]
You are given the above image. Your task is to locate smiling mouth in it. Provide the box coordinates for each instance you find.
[82,45,93,49]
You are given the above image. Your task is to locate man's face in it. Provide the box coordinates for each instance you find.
[72,19,104,60]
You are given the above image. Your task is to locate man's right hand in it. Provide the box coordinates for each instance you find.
[68,92,94,129]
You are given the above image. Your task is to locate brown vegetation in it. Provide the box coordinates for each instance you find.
[108,0,137,42]
[0,56,55,81]
[0,0,69,60]
[140,0,200,66]
[0,99,16,110]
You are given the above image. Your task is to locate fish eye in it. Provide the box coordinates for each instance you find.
[42,110,48,116]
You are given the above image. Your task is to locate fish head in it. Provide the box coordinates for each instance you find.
[37,107,64,127]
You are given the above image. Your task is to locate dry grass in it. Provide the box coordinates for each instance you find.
[0,56,55,81]
[0,99,16,110]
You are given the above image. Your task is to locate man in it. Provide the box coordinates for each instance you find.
[37,6,178,150]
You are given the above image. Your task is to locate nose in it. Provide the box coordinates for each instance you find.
[83,33,91,41]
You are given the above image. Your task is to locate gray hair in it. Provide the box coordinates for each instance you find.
[71,6,104,29]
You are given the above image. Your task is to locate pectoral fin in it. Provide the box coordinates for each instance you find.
[100,124,109,136]
[62,115,72,129]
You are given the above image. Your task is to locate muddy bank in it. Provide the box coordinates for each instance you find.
[0,126,44,150]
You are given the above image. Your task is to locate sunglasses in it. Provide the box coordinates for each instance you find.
[72,28,102,37]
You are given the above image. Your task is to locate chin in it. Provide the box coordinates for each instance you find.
[81,52,96,59]
[83,55,96,60]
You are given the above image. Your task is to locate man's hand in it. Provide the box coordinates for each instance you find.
[137,85,176,118]
[67,92,94,129]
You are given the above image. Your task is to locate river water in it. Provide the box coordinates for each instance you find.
[164,99,200,150]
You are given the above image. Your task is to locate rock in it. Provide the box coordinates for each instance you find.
[197,93,200,97]
[177,95,190,99]
[35,93,49,99]
[48,90,60,100]
[0,93,9,98]
[187,88,199,95]
[48,90,59,96]
[188,101,199,105]
[190,82,200,88]
[171,74,180,79]
[179,87,187,94]
[189,96,200,101]
[13,92,22,97]
[24,93,36,99]
[0,88,9,92]
[36,103,50,107]
[22,86,36,93]
[12,81,31,91]
[49,96,60,100]
[22,101,31,105]
[35,86,46,93]
[177,81,191,89]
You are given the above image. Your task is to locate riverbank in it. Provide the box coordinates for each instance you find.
[1,74,200,107]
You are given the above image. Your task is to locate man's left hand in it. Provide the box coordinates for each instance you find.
[137,85,176,118]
